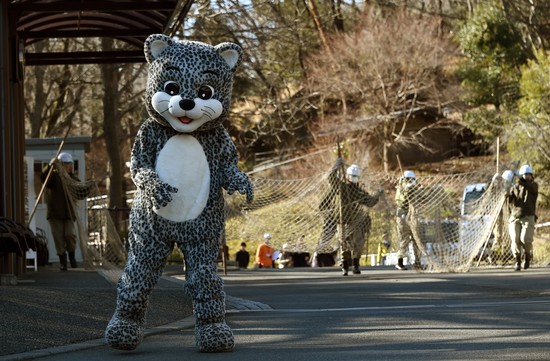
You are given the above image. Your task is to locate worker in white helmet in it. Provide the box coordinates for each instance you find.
[489,169,517,262]
[317,158,383,276]
[40,152,90,270]
[507,164,538,271]
[394,170,421,271]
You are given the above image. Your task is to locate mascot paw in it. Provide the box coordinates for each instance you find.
[195,322,235,353]
[152,181,178,209]
[105,315,144,351]
[226,173,254,203]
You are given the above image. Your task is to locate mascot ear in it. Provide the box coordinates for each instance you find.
[215,43,243,71]
[144,34,173,63]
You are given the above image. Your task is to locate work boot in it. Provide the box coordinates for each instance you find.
[524,253,530,270]
[395,258,407,270]
[59,254,68,271]
[514,254,521,271]
[69,251,78,268]
[352,258,361,274]
[341,260,349,276]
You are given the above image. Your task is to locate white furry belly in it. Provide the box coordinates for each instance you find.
[154,134,210,222]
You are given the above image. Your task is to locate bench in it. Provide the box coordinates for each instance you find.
[0,220,25,256]
[0,217,48,275]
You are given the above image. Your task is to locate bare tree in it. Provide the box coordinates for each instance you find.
[24,39,86,138]
[188,0,362,162]
[307,7,460,172]
[99,37,146,232]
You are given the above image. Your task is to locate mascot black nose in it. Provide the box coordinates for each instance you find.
[179,99,195,111]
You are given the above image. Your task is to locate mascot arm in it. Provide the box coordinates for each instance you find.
[221,130,254,203]
[131,121,178,209]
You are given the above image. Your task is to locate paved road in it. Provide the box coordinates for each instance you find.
[3,267,549,360]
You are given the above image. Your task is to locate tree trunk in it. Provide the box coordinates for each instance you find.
[329,0,344,32]
[306,0,332,57]
[100,38,126,234]
[28,43,46,138]
[383,141,389,174]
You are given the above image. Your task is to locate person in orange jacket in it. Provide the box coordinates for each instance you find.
[255,233,275,268]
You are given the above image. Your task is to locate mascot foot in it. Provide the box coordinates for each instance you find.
[195,322,235,352]
[105,315,144,351]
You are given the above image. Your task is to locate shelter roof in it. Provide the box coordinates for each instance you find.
[10,0,194,65]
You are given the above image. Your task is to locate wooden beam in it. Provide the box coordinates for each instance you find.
[19,29,157,39]
[25,50,145,65]
[11,0,177,13]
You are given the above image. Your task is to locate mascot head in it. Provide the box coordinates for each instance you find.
[143,34,242,132]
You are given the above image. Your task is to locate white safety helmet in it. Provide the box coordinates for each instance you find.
[346,164,361,183]
[263,233,272,240]
[519,164,533,177]
[402,170,417,186]
[403,170,416,179]
[57,152,73,163]
[501,170,514,183]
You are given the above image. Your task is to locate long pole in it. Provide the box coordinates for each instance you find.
[496,137,500,174]
[336,140,346,261]
[27,125,72,226]
[396,154,404,175]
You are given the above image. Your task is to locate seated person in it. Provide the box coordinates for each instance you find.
[292,252,311,267]
[278,243,293,268]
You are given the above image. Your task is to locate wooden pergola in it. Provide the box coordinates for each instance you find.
[0,0,194,223]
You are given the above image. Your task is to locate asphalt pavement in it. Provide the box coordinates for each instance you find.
[1,265,549,361]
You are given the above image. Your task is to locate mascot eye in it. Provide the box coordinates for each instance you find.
[197,85,214,100]
[163,81,180,96]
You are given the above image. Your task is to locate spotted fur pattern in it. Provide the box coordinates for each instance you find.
[105,34,253,353]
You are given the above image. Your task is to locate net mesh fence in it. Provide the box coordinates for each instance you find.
[54,158,548,273]
[224,161,542,272]
[51,161,127,272]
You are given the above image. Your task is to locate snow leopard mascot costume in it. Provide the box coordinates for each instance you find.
[105,34,254,353]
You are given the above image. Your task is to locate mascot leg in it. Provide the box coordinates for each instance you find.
[105,232,172,350]
[182,240,234,352]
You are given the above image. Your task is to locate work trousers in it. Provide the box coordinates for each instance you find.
[508,215,535,257]
[396,212,420,261]
[48,218,77,256]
